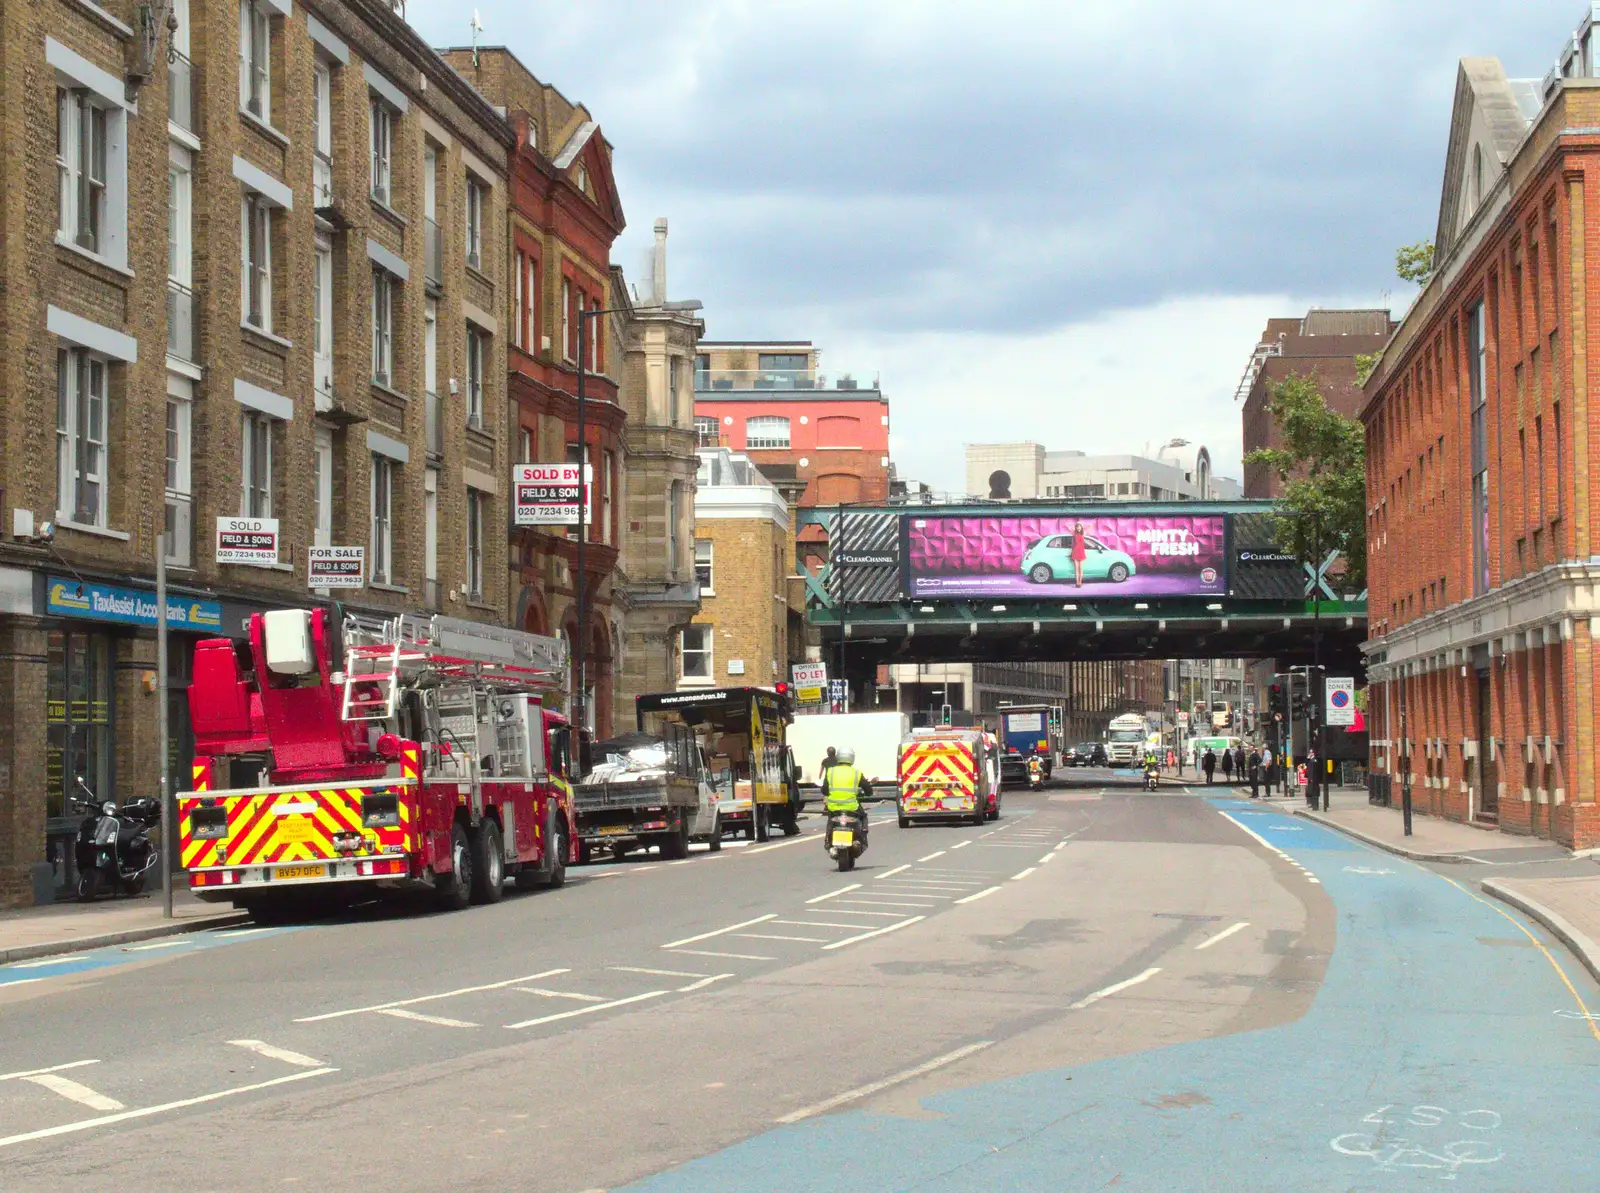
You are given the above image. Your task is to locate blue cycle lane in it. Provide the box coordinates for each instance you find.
[625,797,1600,1192]
[0,925,295,989]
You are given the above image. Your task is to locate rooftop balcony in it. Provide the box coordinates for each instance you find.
[694,368,876,393]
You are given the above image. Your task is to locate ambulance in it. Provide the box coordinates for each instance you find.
[896,726,999,827]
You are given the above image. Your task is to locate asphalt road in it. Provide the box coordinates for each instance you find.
[1,772,1596,1191]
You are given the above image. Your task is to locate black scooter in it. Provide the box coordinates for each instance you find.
[70,777,161,900]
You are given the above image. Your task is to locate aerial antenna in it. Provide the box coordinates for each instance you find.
[470,9,483,67]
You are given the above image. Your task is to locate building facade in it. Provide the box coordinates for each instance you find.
[613,221,704,714]
[681,450,791,690]
[965,442,1241,502]
[1363,42,1600,848]
[0,0,512,905]
[888,660,1156,743]
[1238,308,1396,499]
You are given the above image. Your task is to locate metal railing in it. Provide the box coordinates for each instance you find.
[425,217,442,286]
[166,280,195,361]
[167,51,194,134]
[426,389,443,456]
[693,368,876,392]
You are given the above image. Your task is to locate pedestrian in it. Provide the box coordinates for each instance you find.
[820,746,836,781]
[1166,747,1176,772]
[1260,745,1274,796]
[1202,747,1216,785]
[1304,747,1318,808]
[1221,747,1234,784]
[1248,748,1261,799]
[1235,745,1247,780]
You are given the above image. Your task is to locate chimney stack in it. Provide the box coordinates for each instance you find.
[652,218,668,305]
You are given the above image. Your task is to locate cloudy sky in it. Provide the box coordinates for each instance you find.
[413,0,1576,489]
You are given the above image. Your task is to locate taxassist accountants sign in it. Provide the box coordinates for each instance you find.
[47,578,224,631]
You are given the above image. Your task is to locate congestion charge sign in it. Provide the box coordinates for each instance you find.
[1326,677,1356,727]
[513,463,583,526]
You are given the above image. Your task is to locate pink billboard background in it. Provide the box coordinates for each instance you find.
[906,514,1227,598]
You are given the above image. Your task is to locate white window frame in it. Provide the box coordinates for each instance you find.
[371,267,394,386]
[602,449,615,544]
[371,453,394,583]
[312,61,333,205]
[681,625,712,682]
[56,87,121,263]
[312,426,333,547]
[57,348,108,527]
[167,148,192,286]
[561,278,573,361]
[241,193,272,330]
[424,297,438,396]
[165,382,193,566]
[465,175,483,270]
[369,97,393,205]
[518,427,533,464]
[238,0,271,122]
[745,415,790,449]
[314,238,333,397]
[465,323,484,429]
[466,488,484,599]
[513,250,526,349]
[694,539,713,593]
[240,410,273,518]
[424,468,439,597]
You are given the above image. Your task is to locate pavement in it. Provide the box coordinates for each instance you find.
[1,774,1598,1190]
[0,889,247,964]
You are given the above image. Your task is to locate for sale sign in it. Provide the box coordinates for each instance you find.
[513,463,582,526]
[791,662,827,705]
[307,546,365,589]
[216,517,279,565]
[1325,677,1356,727]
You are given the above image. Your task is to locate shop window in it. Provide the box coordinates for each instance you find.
[45,629,114,887]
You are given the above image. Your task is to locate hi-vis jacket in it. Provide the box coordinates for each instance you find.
[823,764,864,812]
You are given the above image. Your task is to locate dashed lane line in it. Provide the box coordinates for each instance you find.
[951,840,972,850]
[296,969,570,1022]
[123,940,190,952]
[806,884,861,904]
[1012,867,1037,881]
[22,1073,124,1112]
[1194,922,1250,951]
[677,974,733,993]
[748,836,813,854]
[611,966,709,979]
[672,949,774,961]
[1069,967,1162,1010]
[918,851,947,862]
[517,987,610,1003]
[1039,853,1056,864]
[875,865,910,880]
[735,933,831,943]
[377,1008,480,1028]
[0,1060,100,1084]
[780,919,884,930]
[227,1040,326,1068]
[833,898,938,909]
[821,916,925,951]
[775,1041,994,1124]
[8,953,92,968]
[955,886,1002,904]
[663,914,777,949]
[816,909,905,917]
[505,990,670,1031]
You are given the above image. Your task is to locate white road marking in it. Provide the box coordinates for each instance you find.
[735,933,830,943]
[950,840,972,850]
[0,1068,337,1150]
[295,969,570,1022]
[673,949,774,961]
[955,886,1002,904]
[505,989,670,1030]
[975,842,1035,849]
[377,1008,480,1028]
[918,850,947,862]
[517,987,609,1002]
[663,914,776,949]
[822,916,925,951]
[123,940,190,952]
[1307,877,1321,884]
[882,879,983,888]
[775,1041,994,1124]
[1194,921,1251,951]
[1039,853,1056,864]
[23,1073,124,1112]
[749,837,810,854]
[1012,867,1037,881]
[780,919,881,930]
[833,898,937,908]
[806,884,861,904]
[875,865,910,879]
[227,1039,326,1068]
[0,1060,100,1083]
[676,974,734,993]
[817,909,905,917]
[611,966,709,979]
[1070,967,1162,1010]
[9,953,92,968]
[215,928,278,939]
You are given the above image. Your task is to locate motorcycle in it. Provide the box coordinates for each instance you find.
[1027,764,1044,792]
[1143,762,1160,791]
[824,809,867,872]
[70,777,161,901]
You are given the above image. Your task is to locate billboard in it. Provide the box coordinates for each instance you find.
[906,514,1226,598]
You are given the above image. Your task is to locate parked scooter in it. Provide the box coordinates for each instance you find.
[824,810,867,872]
[70,777,161,900]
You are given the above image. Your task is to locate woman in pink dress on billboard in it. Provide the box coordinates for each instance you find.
[1071,521,1088,587]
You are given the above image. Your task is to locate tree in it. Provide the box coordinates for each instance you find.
[1243,371,1367,593]
[1354,352,1380,385]
[1396,240,1434,285]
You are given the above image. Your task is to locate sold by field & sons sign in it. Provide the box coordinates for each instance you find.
[513,463,583,526]
[307,546,365,588]
[216,517,279,565]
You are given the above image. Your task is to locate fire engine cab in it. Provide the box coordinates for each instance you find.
[177,607,579,918]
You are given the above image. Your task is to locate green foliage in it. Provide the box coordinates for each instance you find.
[1242,371,1367,593]
[1354,352,1380,386]
[1396,240,1435,285]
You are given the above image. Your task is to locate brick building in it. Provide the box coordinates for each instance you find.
[1238,308,1396,499]
[439,46,630,734]
[0,0,512,905]
[681,449,792,690]
[1363,44,1600,848]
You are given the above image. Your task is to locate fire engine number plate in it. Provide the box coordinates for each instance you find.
[275,864,327,881]
[596,825,631,836]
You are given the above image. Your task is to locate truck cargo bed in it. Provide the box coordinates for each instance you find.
[574,777,699,810]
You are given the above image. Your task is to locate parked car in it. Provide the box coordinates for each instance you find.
[1066,741,1107,767]
[1020,535,1137,584]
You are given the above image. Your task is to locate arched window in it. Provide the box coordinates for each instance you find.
[744,415,790,449]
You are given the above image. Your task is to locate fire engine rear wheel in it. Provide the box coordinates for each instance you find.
[435,823,473,912]
[471,821,505,905]
[530,809,567,889]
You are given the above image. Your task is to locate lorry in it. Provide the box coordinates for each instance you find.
[897,727,999,826]
[1104,712,1149,766]
[572,726,720,862]
[635,687,799,841]
[177,608,578,919]
[996,703,1063,784]
[787,711,909,803]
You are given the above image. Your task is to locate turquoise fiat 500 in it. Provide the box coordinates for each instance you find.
[1019,534,1138,584]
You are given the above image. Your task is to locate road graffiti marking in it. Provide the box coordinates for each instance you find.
[1331,1105,1505,1177]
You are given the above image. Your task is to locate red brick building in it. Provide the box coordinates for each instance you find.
[1363,55,1600,848]
[442,48,627,733]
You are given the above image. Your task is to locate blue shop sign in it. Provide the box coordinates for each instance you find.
[47,576,224,632]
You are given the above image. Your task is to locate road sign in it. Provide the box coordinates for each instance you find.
[307,545,365,588]
[1325,677,1356,726]
[791,662,827,705]
[512,463,583,526]
[828,678,847,713]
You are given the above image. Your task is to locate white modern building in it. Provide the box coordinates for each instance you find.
[965,440,1242,502]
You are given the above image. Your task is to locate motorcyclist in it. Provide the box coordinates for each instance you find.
[1143,748,1161,787]
[821,746,872,839]
[1026,755,1045,787]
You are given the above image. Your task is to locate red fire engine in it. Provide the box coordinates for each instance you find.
[176,608,579,917]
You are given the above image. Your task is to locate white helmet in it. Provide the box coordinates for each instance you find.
[836,746,856,764]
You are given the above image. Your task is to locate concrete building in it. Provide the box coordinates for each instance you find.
[682,450,794,690]
[890,660,1160,744]
[0,0,513,905]
[612,221,705,716]
[440,46,629,734]
[965,442,1241,502]
[1238,309,1396,499]
[1363,28,1600,848]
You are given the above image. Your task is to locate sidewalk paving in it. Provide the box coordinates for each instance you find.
[1482,875,1600,988]
[0,891,247,965]
[1293,800,1503,862]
